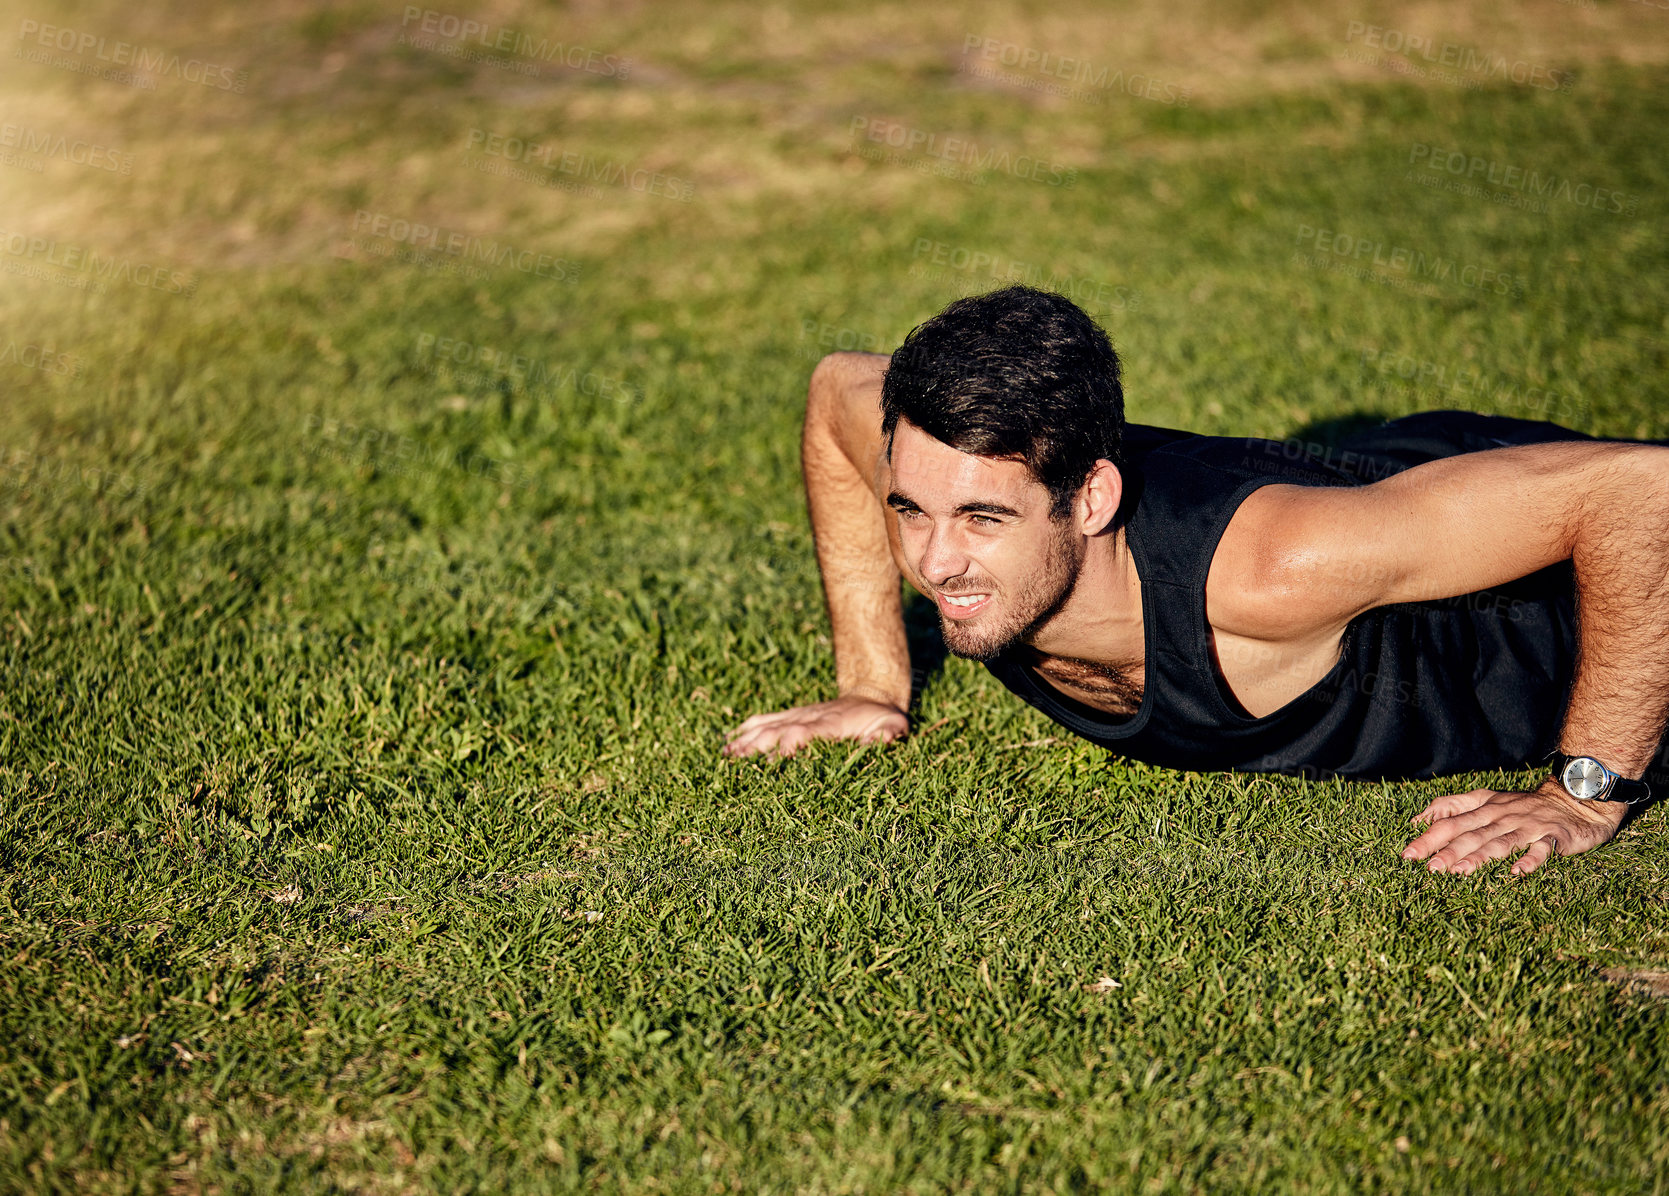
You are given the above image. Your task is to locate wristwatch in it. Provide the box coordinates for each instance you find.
[1550,753,1653,804]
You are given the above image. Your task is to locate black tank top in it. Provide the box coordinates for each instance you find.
[982,412,1587,781]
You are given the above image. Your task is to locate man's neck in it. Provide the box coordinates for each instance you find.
[1023,526,1144,673]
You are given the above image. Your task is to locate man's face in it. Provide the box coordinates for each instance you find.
[885,420,1084,661]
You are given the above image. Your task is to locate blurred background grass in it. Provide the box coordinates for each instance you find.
[2,0,1669,1191]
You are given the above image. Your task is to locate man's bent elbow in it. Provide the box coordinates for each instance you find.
[807,351,881,415]
[806,352,846,421]
[804,351,889,467]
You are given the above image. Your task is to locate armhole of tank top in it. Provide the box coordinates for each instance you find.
[1194,474,1331,725]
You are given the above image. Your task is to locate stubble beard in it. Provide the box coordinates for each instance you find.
[938,520,1085,663]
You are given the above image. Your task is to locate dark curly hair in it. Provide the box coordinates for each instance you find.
[879,286,1124,519]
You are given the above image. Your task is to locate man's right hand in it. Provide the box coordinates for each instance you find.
[725,353,912,762]
[722,696,909,759]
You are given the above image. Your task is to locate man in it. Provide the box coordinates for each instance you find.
[724,287,1669,877]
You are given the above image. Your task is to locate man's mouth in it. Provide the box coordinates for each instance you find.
[936,591,991,620]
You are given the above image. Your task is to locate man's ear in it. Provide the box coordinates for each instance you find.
[1076,460,1123,536]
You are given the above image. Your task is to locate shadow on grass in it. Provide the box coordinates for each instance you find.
[904,592,949,711]
[1283,410,1394,450]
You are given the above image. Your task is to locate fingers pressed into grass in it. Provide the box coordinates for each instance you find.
[724,712,798,757]
[1433,818,1531,865]
[1437,825,1535,874]
[1410,787,1493,826]
[724,724,799,759]
[1511,837,1558,876]
[1401,801,1500,862]
[724,698,907,758]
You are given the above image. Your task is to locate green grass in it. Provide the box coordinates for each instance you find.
[3,1,1669,1191]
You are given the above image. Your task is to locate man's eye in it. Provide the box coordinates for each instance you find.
[970,515,999,527]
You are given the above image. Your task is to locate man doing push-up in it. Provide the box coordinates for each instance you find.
[725,287,1669,877]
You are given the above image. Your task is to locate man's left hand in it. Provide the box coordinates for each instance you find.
[1401,778,1629,877]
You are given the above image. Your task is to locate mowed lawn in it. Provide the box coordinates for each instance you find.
[3,1,1669,1191]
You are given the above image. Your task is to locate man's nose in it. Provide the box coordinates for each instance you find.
[916,525,968,586]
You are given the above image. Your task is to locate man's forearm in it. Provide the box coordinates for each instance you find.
[802,356,912,712]
[1556,446,1669,776]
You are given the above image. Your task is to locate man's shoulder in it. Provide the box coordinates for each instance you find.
[1207,482,1346,639]
[1118,422,1351,589]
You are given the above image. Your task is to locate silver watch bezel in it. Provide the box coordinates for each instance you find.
[1560,755,1616,801]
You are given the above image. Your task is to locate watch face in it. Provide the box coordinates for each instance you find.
[1563,757,1610,800]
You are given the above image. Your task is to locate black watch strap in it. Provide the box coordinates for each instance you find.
[1550,753,1653,804]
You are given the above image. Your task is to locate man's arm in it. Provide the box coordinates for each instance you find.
[724,352,912,758]
[1222,439,1669,874]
